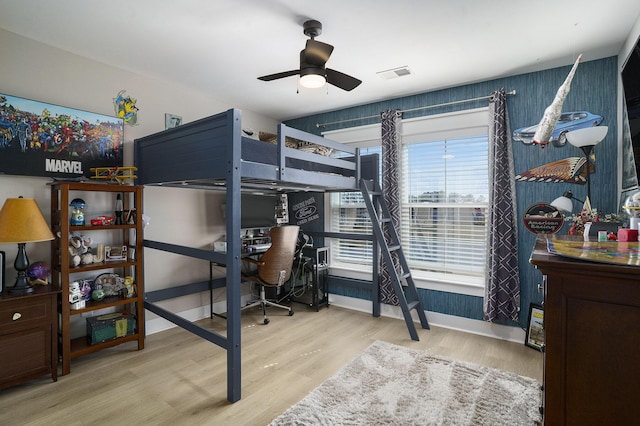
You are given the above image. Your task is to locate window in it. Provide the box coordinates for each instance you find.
[400,136,488,279]
[329,145,381,270]
[324,108,489,295]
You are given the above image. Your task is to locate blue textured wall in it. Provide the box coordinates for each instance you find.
[286,57,619,328]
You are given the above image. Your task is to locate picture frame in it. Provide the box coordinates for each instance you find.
[0,93,124,179]
[525,303,544,351]
[165,113,182,129]
[0,251,4,293]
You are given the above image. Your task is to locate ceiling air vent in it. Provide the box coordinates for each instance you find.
[376,66,412,80]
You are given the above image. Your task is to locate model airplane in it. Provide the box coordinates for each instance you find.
[90,166,137,184]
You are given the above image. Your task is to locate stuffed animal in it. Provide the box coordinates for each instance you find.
[68,233,94,267]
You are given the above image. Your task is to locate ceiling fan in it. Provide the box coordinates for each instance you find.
[257,20,362,91]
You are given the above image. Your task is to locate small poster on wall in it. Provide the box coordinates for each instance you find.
[292,195,320,226]
[0,93,123,179]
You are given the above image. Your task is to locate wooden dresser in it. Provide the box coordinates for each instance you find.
[0,285,59,389]
[530,238,640,425]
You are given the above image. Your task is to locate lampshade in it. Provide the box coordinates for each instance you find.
[550,195,573,213]
[550,191,584,213]
[566,126,608,148]
[300,68,326,89]
[0,197,54,243]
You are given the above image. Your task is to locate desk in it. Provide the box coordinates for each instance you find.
[530,237,640,424]
[208,246,272,319]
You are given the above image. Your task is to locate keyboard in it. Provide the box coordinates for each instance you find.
[248,243,272,252]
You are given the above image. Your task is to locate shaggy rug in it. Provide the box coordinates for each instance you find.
[270,340,542,425]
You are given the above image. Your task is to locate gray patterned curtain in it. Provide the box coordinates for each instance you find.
[484,89,520,323]
[380,109,400,306]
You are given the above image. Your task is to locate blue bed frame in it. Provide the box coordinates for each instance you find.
[134,108,377,403]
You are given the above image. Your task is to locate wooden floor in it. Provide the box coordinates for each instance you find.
[0,305,542,426]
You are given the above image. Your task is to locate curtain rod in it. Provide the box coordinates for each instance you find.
[316,89,516,128]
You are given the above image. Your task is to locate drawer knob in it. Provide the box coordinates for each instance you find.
[12,312,22,321]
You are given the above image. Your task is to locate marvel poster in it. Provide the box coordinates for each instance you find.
[0,93,123,179]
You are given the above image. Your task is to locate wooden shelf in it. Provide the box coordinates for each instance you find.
[50,182,145,375]
[54,261,138,273]
[69,224,137,231]
[69,333,141,359]
[68,296,138,316]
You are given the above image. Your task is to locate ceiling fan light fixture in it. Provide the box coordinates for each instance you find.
[299,68,326,88]
[257,19,360,91]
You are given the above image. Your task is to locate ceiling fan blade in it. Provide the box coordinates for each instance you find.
[326,68,362,91]
[304,39,334,66]
[258,70,299,81]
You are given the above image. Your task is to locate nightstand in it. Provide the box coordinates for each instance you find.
[0,285,60,389]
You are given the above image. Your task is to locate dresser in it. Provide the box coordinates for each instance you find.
[0,285,59,389]
[530,238,640,425]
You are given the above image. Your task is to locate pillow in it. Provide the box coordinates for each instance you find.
[259,131,300,149]
[259,131,333,156]
[297,141,333,156]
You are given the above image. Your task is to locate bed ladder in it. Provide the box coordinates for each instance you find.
[360,179,430,341]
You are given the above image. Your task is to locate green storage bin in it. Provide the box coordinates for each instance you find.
[86,312,135,344]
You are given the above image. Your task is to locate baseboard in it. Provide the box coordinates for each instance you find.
[328,294,526,344]
[146,293,525,345]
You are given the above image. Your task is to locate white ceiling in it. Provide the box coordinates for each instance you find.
[1,0,639,121]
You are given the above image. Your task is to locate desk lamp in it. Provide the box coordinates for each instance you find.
[550,191,585,213]
[0,197,54,295]
[566,126,608,203]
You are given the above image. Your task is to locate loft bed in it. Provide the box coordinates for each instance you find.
[134,108,378,403]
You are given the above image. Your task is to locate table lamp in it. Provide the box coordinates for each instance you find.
[0,197,55,295]
[566,126,608,203]
[550,191,585,213]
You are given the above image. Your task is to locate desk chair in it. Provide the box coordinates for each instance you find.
[241,225,299,324]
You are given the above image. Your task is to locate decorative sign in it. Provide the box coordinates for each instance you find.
[292,195,320,226]
[0,93,123,179]
[523,202,563,235]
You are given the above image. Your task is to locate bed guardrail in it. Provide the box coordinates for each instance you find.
[277,123,361,184]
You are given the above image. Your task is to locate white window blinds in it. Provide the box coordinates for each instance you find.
[324,108,489,288]
[400,135,488,278]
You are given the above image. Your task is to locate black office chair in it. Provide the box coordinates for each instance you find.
[241,225,299,324]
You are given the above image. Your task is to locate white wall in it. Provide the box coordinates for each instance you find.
[619,14,640,68]
[0,29,278,321]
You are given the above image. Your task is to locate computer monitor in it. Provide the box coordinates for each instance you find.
[241,193,277,229]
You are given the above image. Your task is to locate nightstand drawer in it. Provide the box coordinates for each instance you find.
[0,295,51,329]
[0,287,59,389]
[0,327,51,383]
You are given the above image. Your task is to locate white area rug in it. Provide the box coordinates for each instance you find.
[270,340,542,425]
